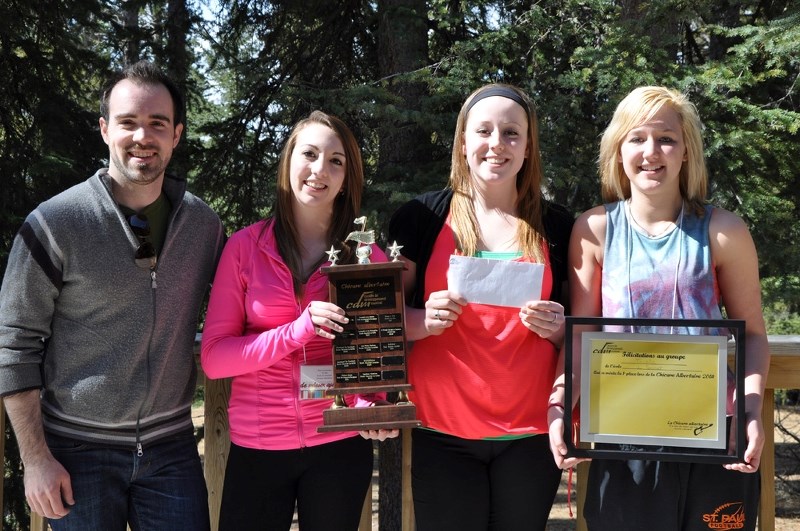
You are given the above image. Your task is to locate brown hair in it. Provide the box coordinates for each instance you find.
[271,111,364,294]
[100,60,185,127]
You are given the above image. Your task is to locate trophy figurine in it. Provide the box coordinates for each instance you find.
[318,217,420,432]
[347,216,375,264]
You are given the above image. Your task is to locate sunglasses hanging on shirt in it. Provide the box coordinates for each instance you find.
[129,213,157,270]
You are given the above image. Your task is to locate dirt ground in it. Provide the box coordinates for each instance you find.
[194,405,800,530]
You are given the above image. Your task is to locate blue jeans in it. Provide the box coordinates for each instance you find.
[45,431,210,531]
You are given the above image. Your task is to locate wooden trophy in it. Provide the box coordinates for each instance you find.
[317,217,421,432]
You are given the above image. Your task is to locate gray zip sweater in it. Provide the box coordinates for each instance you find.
[0,169,224,449]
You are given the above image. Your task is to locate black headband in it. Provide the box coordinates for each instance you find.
[464,86,530,116]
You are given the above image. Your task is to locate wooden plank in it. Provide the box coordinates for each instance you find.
[402,427,415,531]
[203,374,231,531]
[766,354,800,390]
[30,514,46,531]
[759,390,776,531]
[359,483,372,531]
[576,462,588,531]
[0,402,4,522]
[764,336,800,355]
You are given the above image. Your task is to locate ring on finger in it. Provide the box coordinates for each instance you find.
[435,309,441,321]
[551,313,558,323]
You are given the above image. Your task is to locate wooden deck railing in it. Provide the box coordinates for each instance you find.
[3,336,799,531]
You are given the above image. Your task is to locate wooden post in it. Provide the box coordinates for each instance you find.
[30,515,46,531]
[759,390,775,531]
[359,483,372,531]
[576,462,588,531]
[402,428,414,531]
[0,402,4,519]
[758,340,800,530]
[203,375,231,531]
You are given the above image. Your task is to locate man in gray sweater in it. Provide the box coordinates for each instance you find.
[0,61,224,530]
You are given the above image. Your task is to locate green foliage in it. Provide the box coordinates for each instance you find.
[774,389,800,407]
[764,276,800,321]
[3,423,26,530]
[2,2,796,298]
[692,10,800,280]
[0,0,109,273]
[1,0,799,526]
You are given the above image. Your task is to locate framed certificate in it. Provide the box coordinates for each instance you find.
[564,317,746,464]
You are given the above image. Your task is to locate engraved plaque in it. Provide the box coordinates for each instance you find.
[318,258,421,432]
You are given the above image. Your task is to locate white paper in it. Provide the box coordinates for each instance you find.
[446,255,544,308]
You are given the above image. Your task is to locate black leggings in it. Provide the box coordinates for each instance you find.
[411,429,562,531]
[218,436,373,531]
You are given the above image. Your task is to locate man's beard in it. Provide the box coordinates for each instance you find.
[110,149,168,185]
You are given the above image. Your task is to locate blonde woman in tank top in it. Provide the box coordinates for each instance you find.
[548,86,769,531]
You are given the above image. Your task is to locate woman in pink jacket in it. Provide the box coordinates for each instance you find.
[202,111,395,530]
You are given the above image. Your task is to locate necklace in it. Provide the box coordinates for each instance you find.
[626,200,685,333]
[627,201,682,238]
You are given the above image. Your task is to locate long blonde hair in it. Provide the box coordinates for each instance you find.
[449,83,546,262]
[599,86,707,215]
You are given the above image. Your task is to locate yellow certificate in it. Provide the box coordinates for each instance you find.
[580,332,728,449]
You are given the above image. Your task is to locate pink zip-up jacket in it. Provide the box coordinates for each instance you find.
[201,219,385,450]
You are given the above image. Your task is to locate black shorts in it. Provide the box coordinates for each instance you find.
[583,458,760,531]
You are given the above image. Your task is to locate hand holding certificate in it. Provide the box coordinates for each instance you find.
[446,255,544,308]
[563,317,747,464]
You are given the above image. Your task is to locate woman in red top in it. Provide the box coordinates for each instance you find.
[388,84,574,530]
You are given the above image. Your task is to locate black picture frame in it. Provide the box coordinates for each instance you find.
[564,317,746,464]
